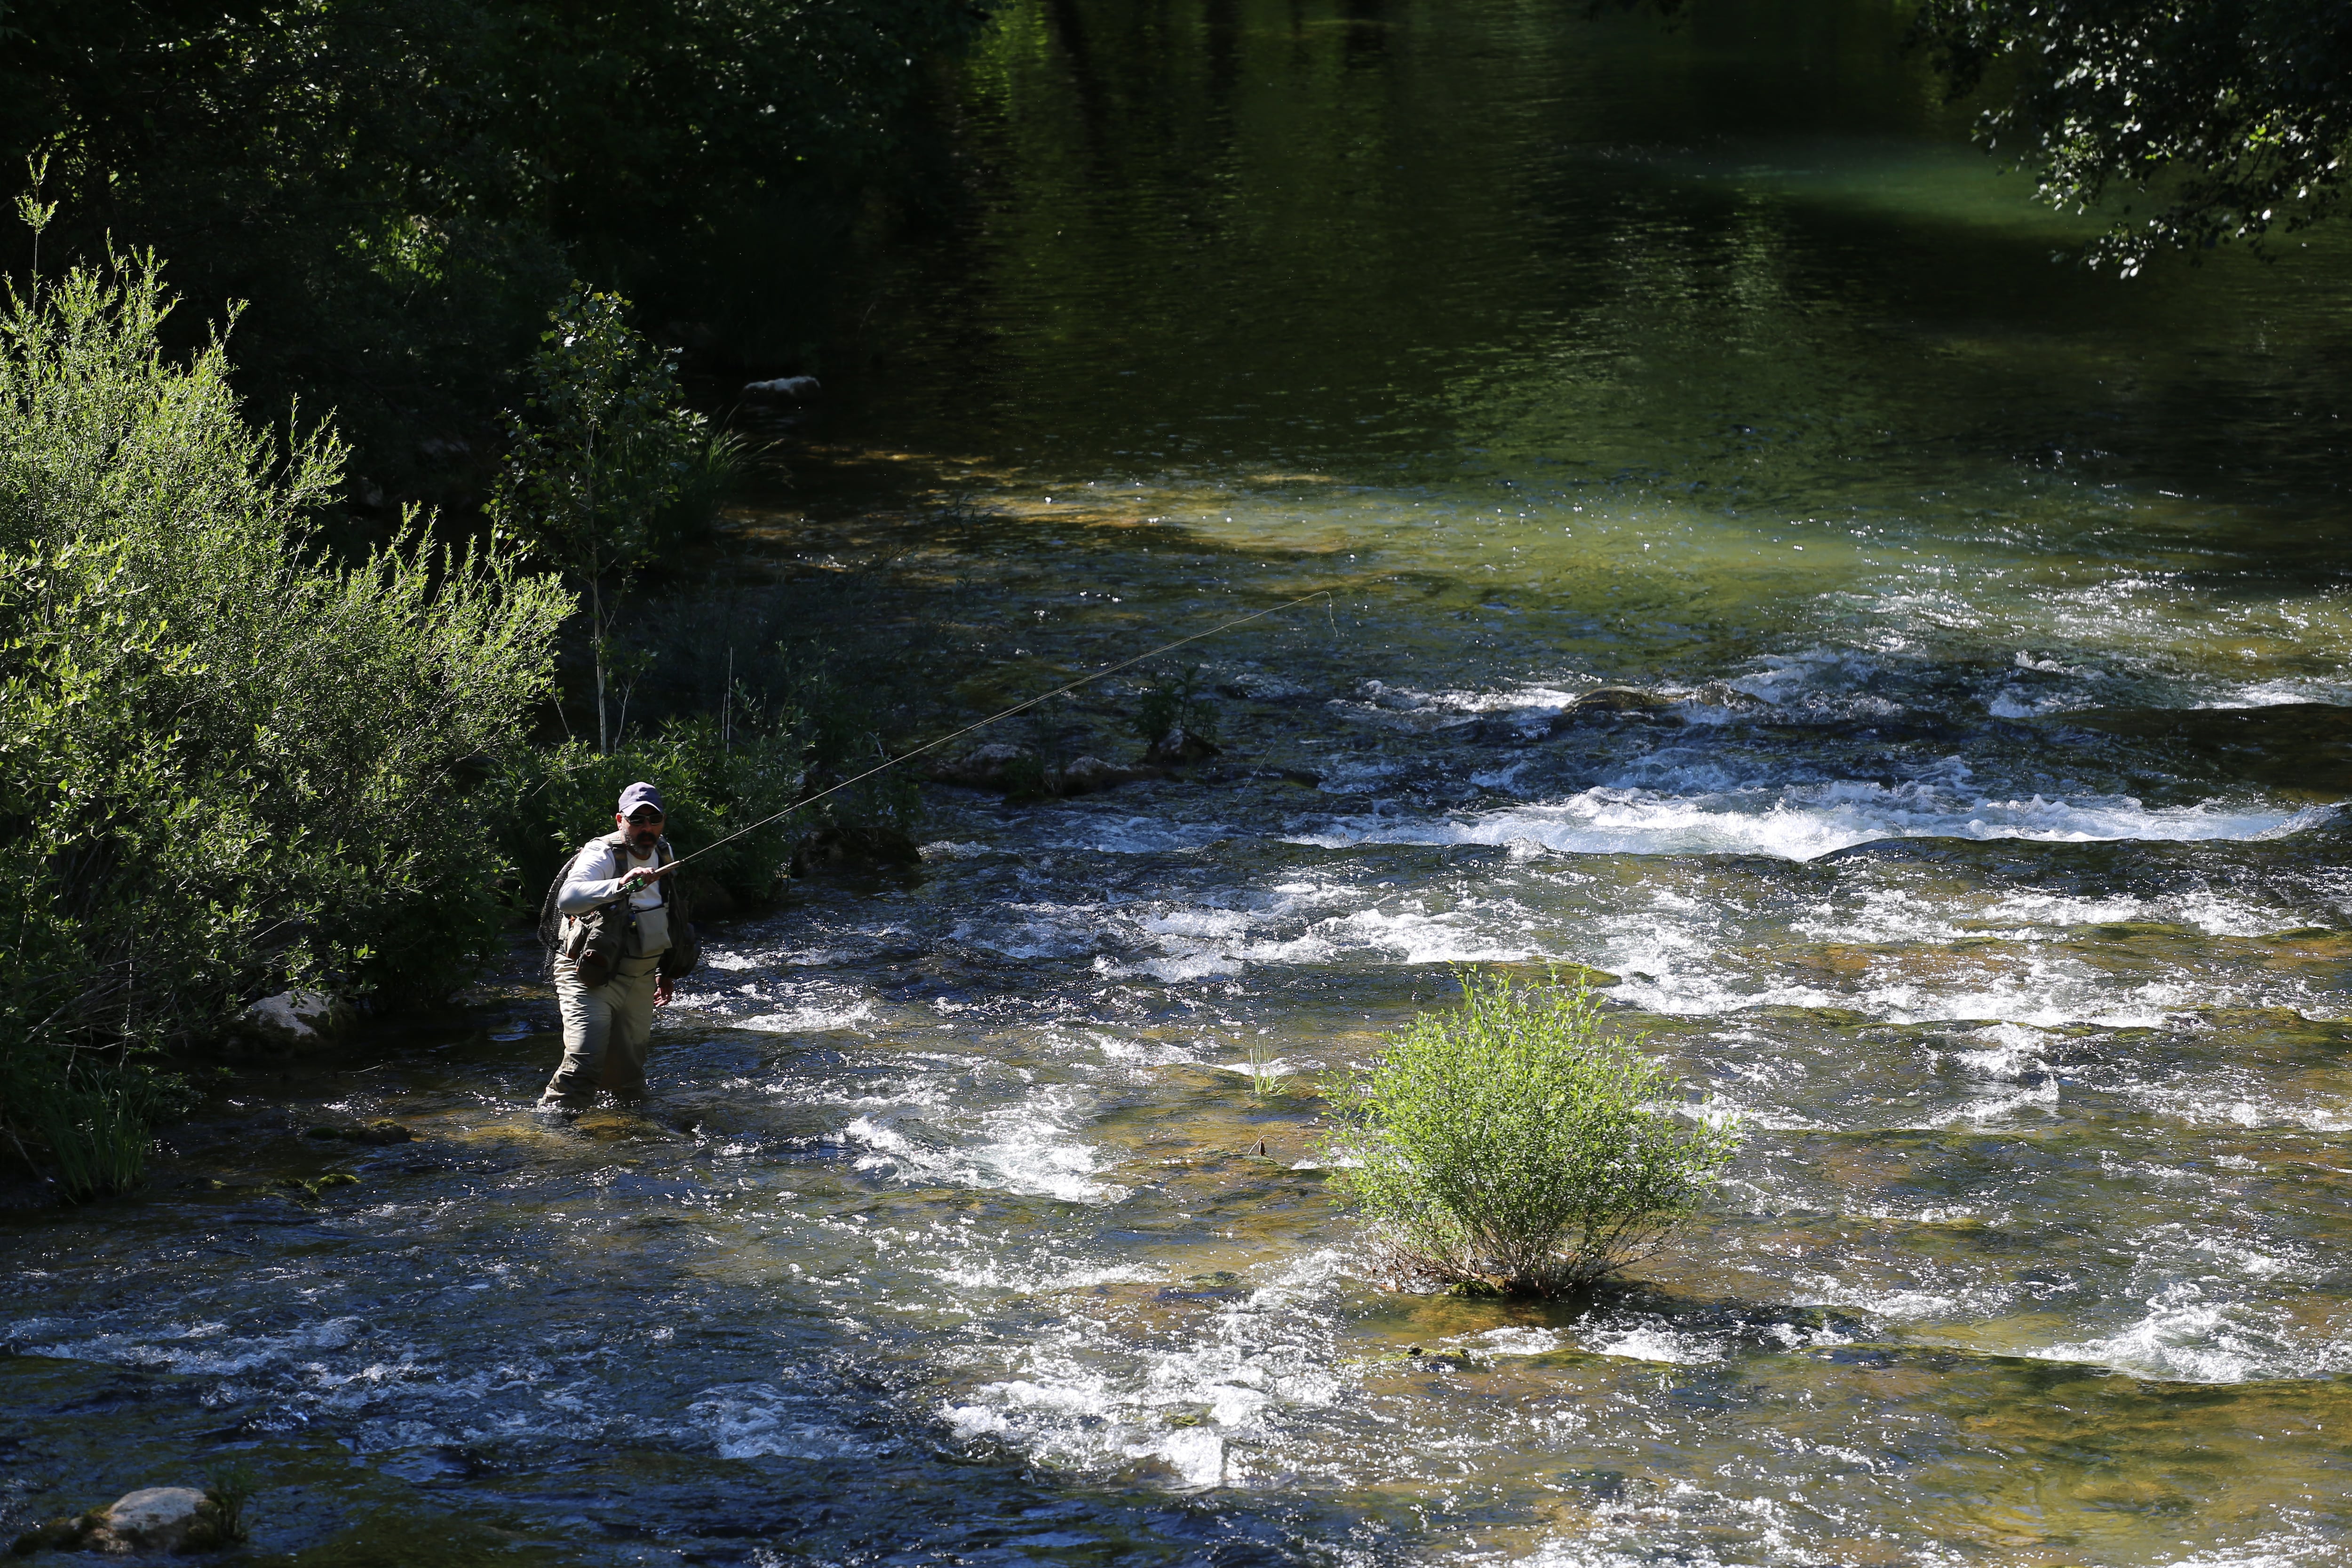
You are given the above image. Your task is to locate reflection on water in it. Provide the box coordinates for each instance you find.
[10,0,2352,1562]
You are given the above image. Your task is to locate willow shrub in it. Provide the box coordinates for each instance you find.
[0,251,570,1197]
[485,711,810,913]
[482,666,923,917]
[1326,971,1742,1296]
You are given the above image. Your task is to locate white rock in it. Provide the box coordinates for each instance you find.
[933,742,1033,788]
[240,989,344,1047]
[1055,755,1146,796]
[102,1487,207,1552]
[742,375,821,398]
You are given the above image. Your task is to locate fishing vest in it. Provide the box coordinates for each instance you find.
[537,834,700,988]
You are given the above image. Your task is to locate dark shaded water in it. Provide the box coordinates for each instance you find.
[11,1,2352,1563]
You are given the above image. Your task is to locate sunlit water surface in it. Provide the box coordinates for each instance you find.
[11,0,2352,1563]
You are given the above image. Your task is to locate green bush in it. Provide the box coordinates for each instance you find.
[485,709,811,914]
[484,652,925,915]
[1325,971,1742,1296]
[1129,665,1218,748]
[0,249,569,1196]
[489,286,738,753]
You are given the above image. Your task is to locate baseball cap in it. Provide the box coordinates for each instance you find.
[617,781,665,816]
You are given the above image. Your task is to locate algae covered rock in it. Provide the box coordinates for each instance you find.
[100,1487,208,1553]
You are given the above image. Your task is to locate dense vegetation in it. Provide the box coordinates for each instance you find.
[0,0,993,494]
[1327,972,1741,1296]
[0,249,932,1198]
[0,251,571,1197]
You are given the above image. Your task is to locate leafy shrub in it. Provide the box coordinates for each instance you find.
[483,643,923,915]
[191,1463,257,1549]
[1325,971,1742,1296]
[1130,665,1218,748]
[0,249,568,1195]
[489,286,736,754]
[484,708,811,915]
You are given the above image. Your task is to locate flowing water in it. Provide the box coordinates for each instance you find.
[11,0,2352,1562]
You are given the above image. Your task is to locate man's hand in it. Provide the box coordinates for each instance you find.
[655,976,674,1007]
[620,865,667,894]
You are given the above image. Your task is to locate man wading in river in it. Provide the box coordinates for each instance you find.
[537,782,698,1114]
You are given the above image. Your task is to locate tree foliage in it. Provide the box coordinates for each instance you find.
[1325,971,1741,1296]
[489,286,727,752]
[0,0,995,486]
[0,249,570,1196]
[1913,0,2352,271]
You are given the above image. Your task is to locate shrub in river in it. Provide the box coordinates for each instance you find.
[1325,970,1742,1296]
[0,248,568,1197]
[190,1463,256,1548]
[1130,665,1219,755]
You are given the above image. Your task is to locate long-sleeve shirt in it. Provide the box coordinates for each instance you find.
[556,834,668,917]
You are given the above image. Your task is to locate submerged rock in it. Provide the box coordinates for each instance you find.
[303,1118,415,1146]
[742,374,821,398]
[1549,686,1680,727]
[1689,679,1769,714]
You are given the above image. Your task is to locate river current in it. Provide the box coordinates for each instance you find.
[9,0,2352,1563]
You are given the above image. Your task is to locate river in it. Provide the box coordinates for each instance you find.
[8,0,2352,1563]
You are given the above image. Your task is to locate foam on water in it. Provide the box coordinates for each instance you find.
[935,1250,1350,1489]
[686,1383,880,1460]
[1293,782,2323,863]
[1580,1322,1725,1365]
[2030,1282,2352,1384]
[841,1083,1128,1204]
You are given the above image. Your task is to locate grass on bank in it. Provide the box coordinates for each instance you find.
[1325,970,1742,1296]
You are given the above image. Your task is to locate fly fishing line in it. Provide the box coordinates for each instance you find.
[648,587,1338,880]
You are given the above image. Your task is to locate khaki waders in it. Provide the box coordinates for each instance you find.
[541,953,664,1109]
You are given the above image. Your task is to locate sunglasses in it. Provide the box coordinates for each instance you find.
[627,810,665,826]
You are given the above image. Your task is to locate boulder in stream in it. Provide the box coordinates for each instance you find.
[1548,686,1681,729]
[931,745,1156,799]
[1055,755,1153,795]
[238,989,349,1050]
[743,374,821,399]
[931,741,1041,791]
[1144,726,1221,765]
[10,1484,249,1556]
[100,1487,210,1553]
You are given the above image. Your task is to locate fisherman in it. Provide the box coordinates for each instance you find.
[538,781,694,1113]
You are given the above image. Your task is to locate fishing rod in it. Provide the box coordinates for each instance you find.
[642,586,1338,882]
